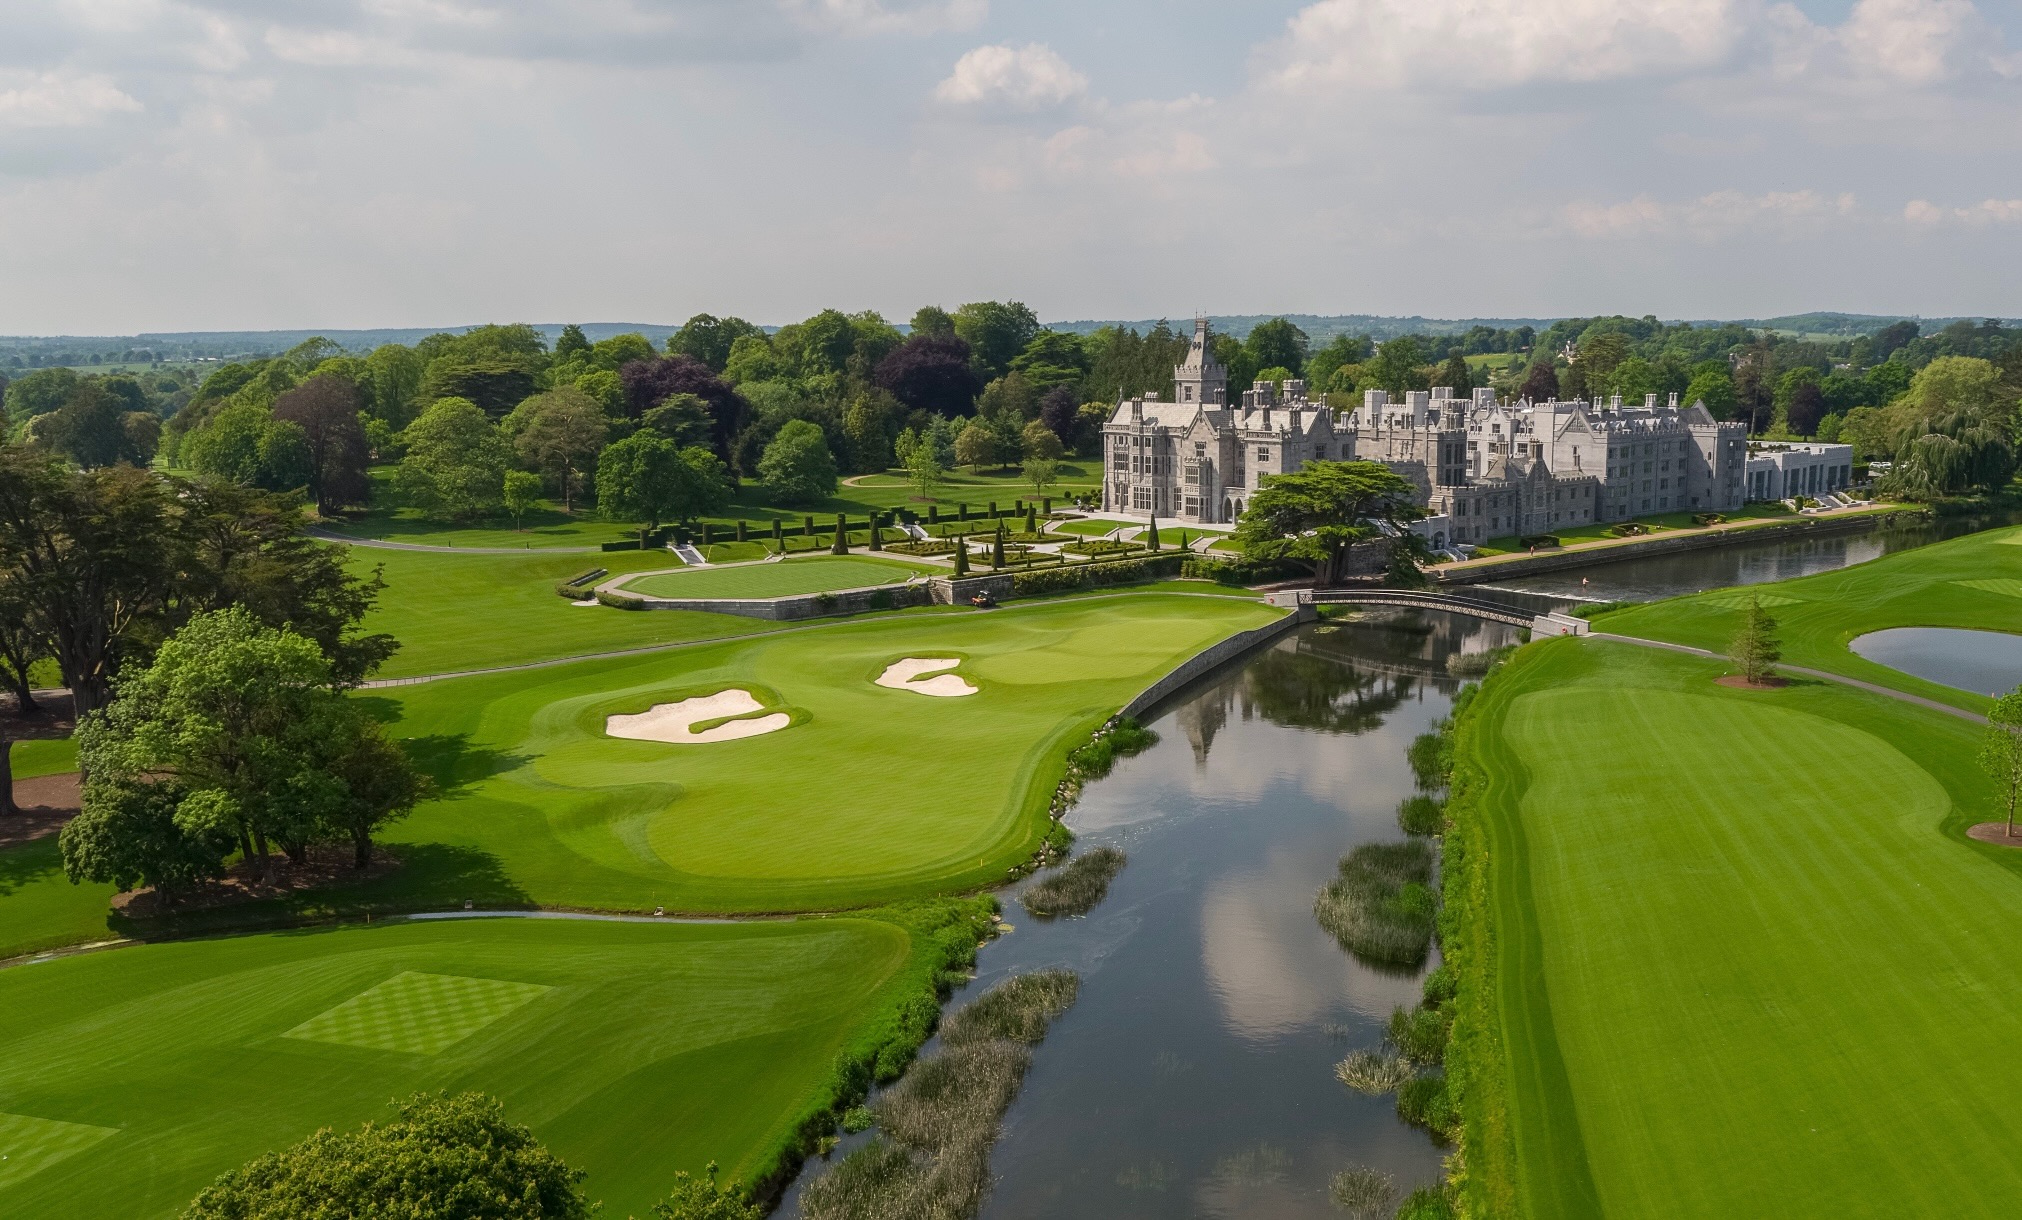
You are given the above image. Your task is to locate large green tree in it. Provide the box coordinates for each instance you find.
[1232,460,1423,585]
[183,1092,593,1220]
[271,373,371,513]
[510,387,609,513]
[757,419,838,504]
[62,607,424,886]
[953,301,1042,379]
[1244,318,1311,378]
[597,434,731,529]
[397,397,512,520]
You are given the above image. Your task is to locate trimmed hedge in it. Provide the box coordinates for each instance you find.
[1008,554,1187,597]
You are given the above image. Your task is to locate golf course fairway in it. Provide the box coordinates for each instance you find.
[1597,522,2022,712]
[1461,639,2022,1218]
[0,915,933,1220]
[360,591,1281,913]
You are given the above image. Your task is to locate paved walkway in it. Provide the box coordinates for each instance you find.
[1588,632,1988,725]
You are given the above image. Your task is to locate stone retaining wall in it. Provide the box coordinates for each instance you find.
[1434,510,1922,584]
[1117,603,1316,721]
[607,582,935,620]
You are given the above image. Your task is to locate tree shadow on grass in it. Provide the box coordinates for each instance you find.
[0,836,63,900]
[399,734,532,798]
[107,843,536,944]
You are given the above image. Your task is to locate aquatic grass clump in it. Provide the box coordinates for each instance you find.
[1396,1073,1459,1141]
[798,970,1079,1220]
[1020,847,1127,919]
[1313,840,1437,966]
[1334,1050,1415,1095]
[1329,1165,1399,1218]
[1065,718,1159,783]
[1445,647,1514,678]
[1388,1003,1453,1065]
[1397,794,1444,836]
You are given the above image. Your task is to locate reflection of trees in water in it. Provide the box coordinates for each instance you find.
[1171,615,1520,761]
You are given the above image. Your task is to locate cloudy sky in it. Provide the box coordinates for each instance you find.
[5,0,2021,333]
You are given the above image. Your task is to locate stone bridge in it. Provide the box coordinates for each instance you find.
[1267,587,1589,636]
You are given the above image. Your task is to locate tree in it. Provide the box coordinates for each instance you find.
[831,514,849,555]
[397,398,512,520]
[597,432,686,529]
[1038,386,1081,451]
[1729,595,1781,685]
[512,387,609,512]
[63,607,420,884]
[4,367,79,424]
[1363,337,1430,396]
[272,374,371,514]
[41,380,128,468]
[553,323,591,366]
[756,420,837,505]
[503,470,542,531]
[952,537,970,576]
[1232,460,1423,586]
[991,523,1006,567]
[1010,330,1090,392]
[953,301,1041,379]
[419,354,539,418]
[618,355,748,462]
[905,436,946,500]
[1145,515,1161,551]
[875,333,983,416]
[652,1161,763,1220]
[1684,367,1738,419]
[184,1092,593,1220]
[670,314,765,372]
[1244,318,1310,377]
[1021,418,1064,461]
[1518,360,1560,402]
[1024,457,1059,497]
[910,304,956,337]
[1981,688,2022,841]
[1439,352,1473,395]
[1788,381,1827,437]
[327,717,432,867]
[954,419,996,472]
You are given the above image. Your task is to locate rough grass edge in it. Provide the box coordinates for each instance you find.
[745,896,999,1206]
[1439,672,1520,1219]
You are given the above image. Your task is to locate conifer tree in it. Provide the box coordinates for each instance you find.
[992,523,1007,567]
[1025,505,1037,533]
[1729,595,1781,685]
[831,514,849,555]
[868,511,883,551]
[1146,515,1161,551]
[953,537,970,576]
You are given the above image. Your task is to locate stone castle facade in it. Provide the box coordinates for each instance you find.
[1102,319,1751,548]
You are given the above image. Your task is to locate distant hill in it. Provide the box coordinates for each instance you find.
[8,311,2022,371]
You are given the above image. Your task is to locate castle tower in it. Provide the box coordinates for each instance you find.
[1173,315,1227,406]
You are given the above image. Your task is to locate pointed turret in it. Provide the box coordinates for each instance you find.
[1173,315,1227,407]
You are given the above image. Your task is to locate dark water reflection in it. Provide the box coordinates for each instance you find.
[944,613,1518,1220]
[1850,627,2022,696]
[1485,509,2022,604]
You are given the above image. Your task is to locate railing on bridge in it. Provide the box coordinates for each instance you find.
[1271,587,1589,636]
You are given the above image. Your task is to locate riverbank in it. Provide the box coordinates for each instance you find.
[1432,505,1921,585]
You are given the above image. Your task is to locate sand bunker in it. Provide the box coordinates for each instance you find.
[876,658,978,697]
[606,689,791,744]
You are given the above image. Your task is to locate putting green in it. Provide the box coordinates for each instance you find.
[1598,523,2022,711]
[0,915,914,1220]
[364,593,1278,913]
[624,556,934,601]
[1467,640,2022,1218]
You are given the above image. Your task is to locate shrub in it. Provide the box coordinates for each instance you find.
[182,1092,593,1220]
[1329,1166,1399,1220]
[1334,1049,1415,1095]
[1397,794,1444,836]
[595,589,644,610]
[651,1162,762,1220]
[1569,600,1630,620]
[1396,1073,1458,1139]
[1313,840,1437,966]
[1445,646,1513,678]
[1407,729,1449,791]
[1388,1003,1452,1065]
[1021,846,1127,918]
[797,970,1078,1220]
[1064,538,1139,556]
[1065,718,1158,782]
[1395,1184,1459,1220]
[1419,964,1457,1007]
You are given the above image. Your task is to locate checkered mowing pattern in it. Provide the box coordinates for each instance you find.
[282,971,553,1055]
[0,1112,118,1191]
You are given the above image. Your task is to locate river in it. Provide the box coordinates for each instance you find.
[784,507,2018,1218]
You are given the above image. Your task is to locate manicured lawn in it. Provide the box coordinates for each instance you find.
[1473,503,1799,555]
[0,915,917,1219]
[622,556,935,600]
[1596,522,2022,712]
[12,739,75,779]
[349,593,1278,914]
[1465,639,2022,1219]
[347,547,778,679]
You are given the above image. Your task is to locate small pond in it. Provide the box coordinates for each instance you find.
[1848,627,2022,697]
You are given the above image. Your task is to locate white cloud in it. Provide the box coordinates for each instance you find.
[933,43,1086,109]
[1263,0,1743,90]
[1905,198,2022,224]
[1564,189,1858,238]
[1839,0,1978,83]
[0,71,142,128]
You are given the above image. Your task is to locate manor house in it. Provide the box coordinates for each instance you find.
[1101,320,1752,548]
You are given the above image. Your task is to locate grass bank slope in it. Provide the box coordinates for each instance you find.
[1596,522,2022,712]
[348,547,780,679]
[362,593,1278,913]
[1466,639,2022,1219]
[625,556,934,600]
[0,916,914,1220]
